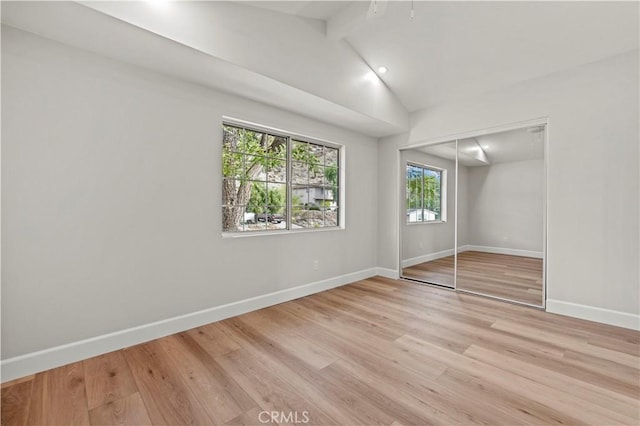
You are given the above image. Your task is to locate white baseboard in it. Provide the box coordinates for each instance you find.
[375,267,399,279]
[463,245,543,259]
[401,248,455,268]
[1,268,378,383]
[546,299,640,330]
[400,245,541,269]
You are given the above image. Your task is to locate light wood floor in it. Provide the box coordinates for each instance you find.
[402,251,543,305]
[2,277,638,425]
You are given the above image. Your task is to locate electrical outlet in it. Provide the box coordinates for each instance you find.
[313,260,320,271]
[419,241,423,249]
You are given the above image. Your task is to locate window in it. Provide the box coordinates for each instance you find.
[222,123,340,233]
[406,162,446,223]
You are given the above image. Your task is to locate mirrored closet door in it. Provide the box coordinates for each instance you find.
[400,141,457,288]
[400,123,546,307]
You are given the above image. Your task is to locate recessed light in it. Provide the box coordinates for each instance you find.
[378,66,388,74]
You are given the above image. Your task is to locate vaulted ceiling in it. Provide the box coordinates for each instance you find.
[2,1,638,137]
[246,0,639,112]
[344,1,639,111]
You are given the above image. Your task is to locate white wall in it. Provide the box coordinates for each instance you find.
[465,159,544,253]
[377,133,405,276]
[379,49,639,323]
[1,27,379,361]
[400,149,458,263]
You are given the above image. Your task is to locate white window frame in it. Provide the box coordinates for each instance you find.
[222,118,344,237]
[406,161,447,224]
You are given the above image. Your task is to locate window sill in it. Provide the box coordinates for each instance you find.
[222,226,344,239]
[406,220,447,226]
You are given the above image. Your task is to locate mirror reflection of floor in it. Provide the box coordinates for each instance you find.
[402,251,543,305]
[402,256,455,288]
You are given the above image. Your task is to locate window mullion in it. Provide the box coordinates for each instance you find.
[421,167,425,222]
[286,136,292,230]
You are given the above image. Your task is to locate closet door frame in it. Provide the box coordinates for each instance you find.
[398,116,549,309]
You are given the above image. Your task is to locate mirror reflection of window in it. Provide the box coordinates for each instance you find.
[406,163,445,223]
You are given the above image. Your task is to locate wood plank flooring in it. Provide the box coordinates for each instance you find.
[2,276,638,425]
[402,251,543,305]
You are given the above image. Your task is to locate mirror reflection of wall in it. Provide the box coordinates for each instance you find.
[401,141,457,288]
[457,126,545,306]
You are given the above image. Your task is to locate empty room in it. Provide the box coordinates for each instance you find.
[1,1,638,425]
